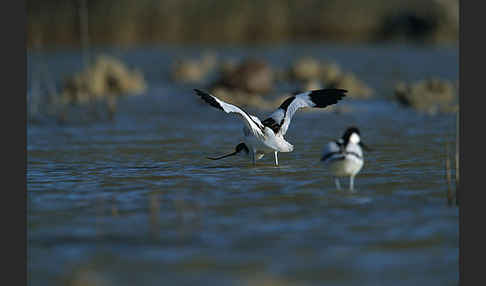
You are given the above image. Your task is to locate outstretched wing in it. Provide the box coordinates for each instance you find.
[194,89,265,138]
[262,89,347,136]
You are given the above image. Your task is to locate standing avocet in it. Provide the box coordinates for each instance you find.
[321,127,370,191]
[194,88,347,166]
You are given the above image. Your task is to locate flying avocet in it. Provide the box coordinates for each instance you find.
[194,88,347,166]
[321,127,370,190]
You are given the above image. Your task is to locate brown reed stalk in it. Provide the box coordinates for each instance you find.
[445,142,454,206]
[79,0,91,67]
[455,109,459,206]
[111,195,119,217]
[149,193,160,238]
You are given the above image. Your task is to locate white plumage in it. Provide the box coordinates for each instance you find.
[321,127,370,190]
[195,88,347,166]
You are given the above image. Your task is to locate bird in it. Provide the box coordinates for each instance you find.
[320,127,370,191]
[194,88,347,166]
[207,142,257,161]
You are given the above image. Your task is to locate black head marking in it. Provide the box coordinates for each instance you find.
[207,143,248,160]
[235,142,249,154]
[342,126,361,144]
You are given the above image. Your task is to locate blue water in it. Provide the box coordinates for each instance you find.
[28,44,459,286]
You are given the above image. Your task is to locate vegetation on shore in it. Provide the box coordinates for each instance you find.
[27,0,458,48]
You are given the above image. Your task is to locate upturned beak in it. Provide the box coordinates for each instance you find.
[359,141,372,152]
[207,151,238,160]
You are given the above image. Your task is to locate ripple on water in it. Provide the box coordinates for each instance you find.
[28,46,459,286]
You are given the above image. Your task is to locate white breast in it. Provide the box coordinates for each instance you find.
[322,142,364,177]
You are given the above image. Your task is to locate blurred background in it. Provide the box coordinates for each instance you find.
[27,0,459,123]
[28,0,458,47]
[27,1,459,286]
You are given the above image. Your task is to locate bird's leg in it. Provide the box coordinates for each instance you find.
[349,175,355,191]
[274,151,279,166]
[251,150,257,166]
[334,178,341,190]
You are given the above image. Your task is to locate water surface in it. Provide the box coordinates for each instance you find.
[28,44,459,286]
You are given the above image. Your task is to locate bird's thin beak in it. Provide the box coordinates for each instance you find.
[207,151,238,160]
[359,141,372,152]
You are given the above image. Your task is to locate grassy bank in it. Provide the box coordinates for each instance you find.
[27,0,458,48]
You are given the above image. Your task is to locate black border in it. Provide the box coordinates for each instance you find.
[21,0,471,285]
[459,0,462,282]
[459,0,463,282]
[5,0,27,285]
[460,1,484,285]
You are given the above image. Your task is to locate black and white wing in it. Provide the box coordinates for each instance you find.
[261,89,347,136]
[321,140,345,163]
[194,89,265,138]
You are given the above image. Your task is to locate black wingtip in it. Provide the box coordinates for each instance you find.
[309,88,348,97]
[194,88,210,98]
[308,88,347,108]
[194,89,224,111]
